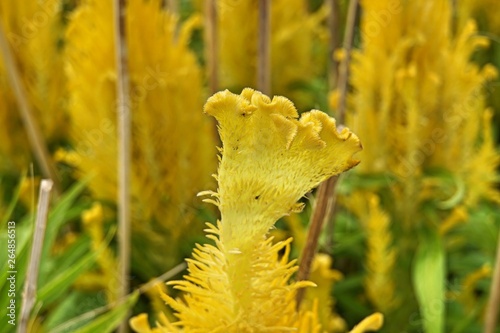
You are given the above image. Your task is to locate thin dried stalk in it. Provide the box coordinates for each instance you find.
[295,177,338,307]
[166,0,178,15]
[336,0,358,123]
[328,0,341,94]
[257,0,271,95]
[296,0,358,309]
[19,180,53,333]
[325,0,343,252]
[0,22,60,196]
[114,0,132,331]
[484,226,500,333]
[205,0,218,94]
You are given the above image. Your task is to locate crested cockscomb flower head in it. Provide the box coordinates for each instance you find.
[131,89,373,332]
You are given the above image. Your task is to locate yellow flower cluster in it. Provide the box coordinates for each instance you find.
[65,0,216,275]
[0,0,67,171]
[217,0,328,110]
[131,89,383,332]
[336,0,500,326]
[344,0,499,211]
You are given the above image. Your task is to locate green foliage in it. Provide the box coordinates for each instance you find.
[413,230,445,333]
[0,180,103,332]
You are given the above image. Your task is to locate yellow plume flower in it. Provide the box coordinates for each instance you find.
[303,254,347,333]
[457,264,492,314]
[363,194,398,313]
[458,0,500,34]
[77,202,119,302]
[342,192,398,313]
[349,313,384,333]
[66,0,215,276]
[343,0,500,213]
[217,0,328,109]
[0,0,67,171]
[132,88,364,332]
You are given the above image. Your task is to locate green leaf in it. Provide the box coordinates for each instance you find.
[37,245,98,305]
[41,179,89,263]
[70,291,139,333]
[0,221,34,331]
[413,229,446,333]
[37,227,114,305]
[0,174,25,229]
[44,291,108,332]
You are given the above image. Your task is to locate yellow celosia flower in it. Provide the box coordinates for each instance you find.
[131,88,365,332]
[303,254,346,333]
[343,0,500,216]
[145,280,176,323]
[363,194,398,313]
[458,0,500,34]
[336,0,498,328]
[349,313,384,333]
[204,89,361,250]
[217,0,328,110]
[76,202,119,302]
[66,0,216,276]
[0,0,67,171]
[457,264,492,314]
[342,192,398,313]
[439,206,468,235]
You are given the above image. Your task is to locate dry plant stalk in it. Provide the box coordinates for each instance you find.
[296,0,358,308]
[113,0,132,331]
[205,0,218,94]
[485,226,500,333]
[328,0,341,94]
[19,179,53,333]
[166,0,178,15]
[296,176,339,307]
[0,21,60,195]
[257,0,271,95]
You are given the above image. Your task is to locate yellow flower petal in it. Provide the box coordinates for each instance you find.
[349,313,384,333]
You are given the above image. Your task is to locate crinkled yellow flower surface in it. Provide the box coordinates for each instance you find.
[205,88,362,252]
[132,89,366,332]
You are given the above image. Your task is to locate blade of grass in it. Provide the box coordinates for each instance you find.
[50,262,186,333]
[413,229,445,333]
[37,228,114,305]
[18,180,53,333]
[72,291,139,333]
[41,178,89,263]
[1,173,26,229]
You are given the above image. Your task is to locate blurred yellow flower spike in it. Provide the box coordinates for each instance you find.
[204,88,362,251]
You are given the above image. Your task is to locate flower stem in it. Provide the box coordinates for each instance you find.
[296,0,358,309]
